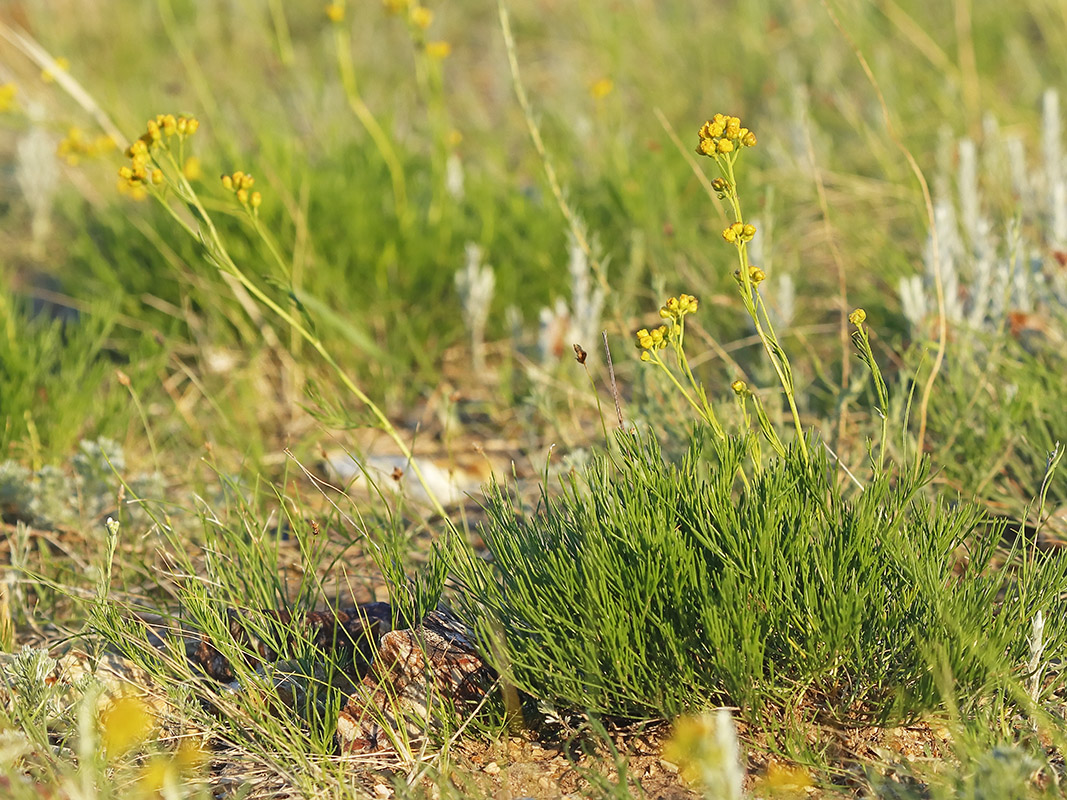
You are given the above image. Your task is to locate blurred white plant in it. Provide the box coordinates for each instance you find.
[538,231,606,364]
[900,89,1067,337]
[445,152,465,201]
[663,708,744,800]
[15,102,59,259]
[454,242,495,376]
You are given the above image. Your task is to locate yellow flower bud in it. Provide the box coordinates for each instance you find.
[118,166,133,181]
[250,191,262,208]
[659,307,672,319]
[325,2,345,22]
[162,114,177,136]
[717,138,734,154]
[640,351,652,362]
[731,380,747,395]
[151,168,164,185]
[236,188,248,204]
[410,6,433,28]
[590,78,613,99]
[221,174,234,191]
[742,131,757,147]
[185,117,199,135]
[426,40,451,59]
[749,267,766,284]
[183,156,202,181]
[848,308,867,326]
[723,227,738,243]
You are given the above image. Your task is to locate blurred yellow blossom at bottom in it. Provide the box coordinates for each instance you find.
[99,694,156,758]
[662,709,744,799]
[753,760,813,798]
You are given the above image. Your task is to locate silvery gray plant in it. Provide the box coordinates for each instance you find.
[454,242,495,376]
[537,230,606,365]
[900,89,1067,336]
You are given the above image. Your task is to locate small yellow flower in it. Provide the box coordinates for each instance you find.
[722,226,738,243]
[590,78,614,99]
[99,694,156,759]
[640,351,652,362]
[426,40,451,59]
[117,178,148,201]
[0,83,18,113]
[731,380,747,395]
[236,188,249,204]
[325,2,345,21]
[749,267,766,284]
[409,5,433,28]
[696,113,757,160]
[183,156,202,181]
[849,308,867,326]
[250,191,262,209]
[151,168,164,185]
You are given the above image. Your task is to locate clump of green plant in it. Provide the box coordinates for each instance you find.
[455,429,1067,724]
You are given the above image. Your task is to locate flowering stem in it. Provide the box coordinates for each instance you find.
[719,156,809,464]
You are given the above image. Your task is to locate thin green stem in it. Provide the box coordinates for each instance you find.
[332,24,409,227]
[148,152,448,518]
[718,155,809,463]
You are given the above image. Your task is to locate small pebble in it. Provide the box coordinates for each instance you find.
[373,784,392,799]
[483,761,500,775]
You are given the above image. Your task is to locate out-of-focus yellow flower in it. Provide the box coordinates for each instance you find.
[325,2,344,22]
[590,78,614,99]
[0,83,18,113]
[99,694,156,759]
[183,155,202,181]
[426,40,451,59]
[753,760,813,798]
[409,5,433,28]
[383,0,411,13]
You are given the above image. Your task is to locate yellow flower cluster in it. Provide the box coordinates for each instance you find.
[221,170,262,211]
[118,114,199,189]
[635,325,669,360]
[849,308,867,326]
[635,294,700,361]
[56,127,115,165]
[696,113,756,157]
[659,292,699,321]
[734,265,766,285]
[722,221,756,244]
